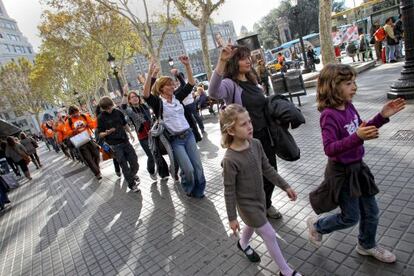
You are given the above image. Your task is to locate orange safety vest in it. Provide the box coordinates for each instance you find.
[41,122,55,139]
[55,119,71,143]
[65,113,97,137]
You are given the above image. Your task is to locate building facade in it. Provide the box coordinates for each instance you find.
[0,0,46,135]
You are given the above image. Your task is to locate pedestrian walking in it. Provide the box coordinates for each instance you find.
[383,17,398,63]
[66,106,101,179]
[5,137,32,180]
[97,97,140,192]
[121,91,160,180]
[209,44,283,219]
[307,46,317,71]
[1,141,21,177]
[143,56,206,198]
[256,59,270,96]
[220,104,302,276]
[19,133,42,169]
[307,63,406,263]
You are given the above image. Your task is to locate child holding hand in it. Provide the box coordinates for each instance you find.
[308,63,406,263]
[220,104,302,276]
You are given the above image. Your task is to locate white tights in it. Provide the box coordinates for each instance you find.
[239,221,293,276]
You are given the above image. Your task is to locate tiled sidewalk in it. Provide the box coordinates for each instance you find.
[0,62,413,276]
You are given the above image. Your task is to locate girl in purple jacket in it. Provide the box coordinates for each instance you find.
[307,64,405,263]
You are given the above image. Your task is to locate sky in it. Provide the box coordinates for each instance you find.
[3,0,363,52]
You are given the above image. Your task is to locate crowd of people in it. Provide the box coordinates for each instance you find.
[0,38,408,275]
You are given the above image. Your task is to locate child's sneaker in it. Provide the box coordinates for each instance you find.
[356,243,396,263]
[306,216,322,247]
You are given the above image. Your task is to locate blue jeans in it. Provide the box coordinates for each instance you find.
[185,102,204,131]
[386,44,396,62]
[111,142,138,188]
[315,183,379,249]
[170,130,206,197]
[139,138,155,175]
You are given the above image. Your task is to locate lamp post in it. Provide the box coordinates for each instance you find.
[168,56,174,68]
[388,0,414,99]
[107,52,124,96]
[291,0,311,74]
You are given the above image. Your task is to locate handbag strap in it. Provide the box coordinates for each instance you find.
[232,81,236,104]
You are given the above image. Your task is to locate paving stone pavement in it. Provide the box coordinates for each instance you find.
[1,62,413,276]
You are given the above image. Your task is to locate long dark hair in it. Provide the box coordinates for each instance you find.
[224,46,258,85]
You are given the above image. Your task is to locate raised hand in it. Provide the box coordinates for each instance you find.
[136,73,146,84]
[380,98,406,118]
[170,68,179,76]
[178,55,190,66]
[219,43,238,63]
[357,121,379,140]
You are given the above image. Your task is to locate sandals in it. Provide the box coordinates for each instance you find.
[237,240,261,263]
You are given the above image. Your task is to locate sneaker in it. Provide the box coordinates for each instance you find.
[237,240,261,263]
[356,244,396,263]
[96,174,102,180]
[266,206,282,219]
[306,216,322,247]
[149,172,157,181]
[130,184,140,193]
[115,171,121,177]
[134,175,140,185]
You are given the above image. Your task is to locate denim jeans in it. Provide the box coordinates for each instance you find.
[315,183,379,249]
[185,102,204,131]
[170,130,206,197]
[111,142,139,188]
[386,44,396,62]
[139,138,155,175]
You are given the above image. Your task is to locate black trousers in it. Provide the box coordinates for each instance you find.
[79,142,100,176]
[254,128,277,209]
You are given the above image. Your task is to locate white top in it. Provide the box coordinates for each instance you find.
[161,95,190,133]
[182,93,194,106]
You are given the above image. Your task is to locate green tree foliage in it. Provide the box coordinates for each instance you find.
[0,58,54,124]
[38,0,141,109]
[174,0,226,79]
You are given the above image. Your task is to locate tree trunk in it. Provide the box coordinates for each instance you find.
[200,22,212,79]
[319,0,336,65]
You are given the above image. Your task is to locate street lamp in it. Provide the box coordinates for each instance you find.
[168,56,174,68]
[291,0,311,74]
[388,0,414,99]
[107,52,124,96]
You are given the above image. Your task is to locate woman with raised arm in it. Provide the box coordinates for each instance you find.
[209,44,283,219]
[142,56,206,198]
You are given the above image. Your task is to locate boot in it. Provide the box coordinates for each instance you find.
[24,171,32,180]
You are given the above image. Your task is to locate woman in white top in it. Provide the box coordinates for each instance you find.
[142,56,206,198]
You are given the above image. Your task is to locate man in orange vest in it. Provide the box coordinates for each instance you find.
[41,119,60,153]
[66,105,101,179]
[54,113,72,159]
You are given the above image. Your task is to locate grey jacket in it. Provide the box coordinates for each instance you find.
[20,138,37,155]
[5,143,28,163]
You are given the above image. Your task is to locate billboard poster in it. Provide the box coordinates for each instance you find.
[331,24,359,45]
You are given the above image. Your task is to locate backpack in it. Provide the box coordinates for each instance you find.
[374,27,386,42]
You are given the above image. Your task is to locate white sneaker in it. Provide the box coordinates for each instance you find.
[131,184,140,193]
[266,206,282,219]
[306,216,322,247]
[149,172,157,181]
[356,244,396,263]
[134,175,140,185]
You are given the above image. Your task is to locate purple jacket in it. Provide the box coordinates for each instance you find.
[209,70,244,104]
[320,102,389,164]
